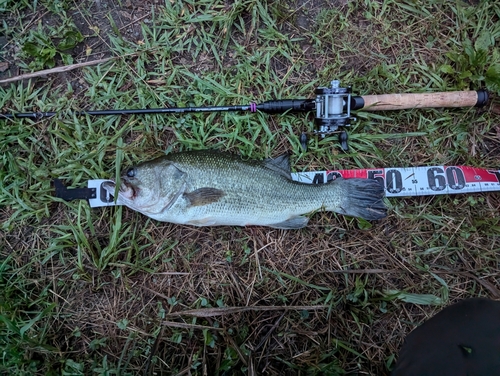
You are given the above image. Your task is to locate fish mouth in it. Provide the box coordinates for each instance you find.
[102,180,136,200]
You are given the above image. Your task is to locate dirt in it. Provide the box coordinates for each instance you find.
[0,0,348,86]
[0,0,154,91]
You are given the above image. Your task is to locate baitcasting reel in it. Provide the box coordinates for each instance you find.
[313,79,354,150]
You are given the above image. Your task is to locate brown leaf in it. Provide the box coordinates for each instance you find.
[0,62,9,73]
[491,102,500,116]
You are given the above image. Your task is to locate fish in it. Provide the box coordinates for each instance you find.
[102,150,387,229]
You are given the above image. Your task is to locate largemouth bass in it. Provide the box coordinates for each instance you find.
[103,151,386,229]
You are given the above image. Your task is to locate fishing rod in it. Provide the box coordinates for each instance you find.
[1,80,489,150]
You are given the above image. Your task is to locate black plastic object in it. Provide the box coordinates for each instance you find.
[54,179,96,201]
[392,298,500,376]
[300,132,308,151]
[350,96,365,111]
[339,131,348,151]
[256,99,315,114]
[475,89,489,107]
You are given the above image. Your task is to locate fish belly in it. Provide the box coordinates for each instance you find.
[152,188,321,229]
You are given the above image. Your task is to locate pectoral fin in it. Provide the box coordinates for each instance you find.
[183,187,225,207]
[269,216,309,229]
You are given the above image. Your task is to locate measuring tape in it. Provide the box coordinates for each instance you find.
[78,165,500,208]
[292,166,500,197]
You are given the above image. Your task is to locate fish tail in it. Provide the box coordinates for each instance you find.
[332,178,387,220]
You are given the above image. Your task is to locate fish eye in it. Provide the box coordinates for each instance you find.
[126,168,136,178]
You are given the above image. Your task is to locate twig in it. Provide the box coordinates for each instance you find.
[325,269,391,274]
[144,326,165,376]
[0,57,114,85]
[254,312,285,351]
[166,305,328,318]
[161,321,225,331]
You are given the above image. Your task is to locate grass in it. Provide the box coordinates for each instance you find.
[1,0,500,374]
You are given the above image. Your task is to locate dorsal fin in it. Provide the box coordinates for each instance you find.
[263,153,291,179]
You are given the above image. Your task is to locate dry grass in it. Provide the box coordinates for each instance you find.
[4,200,500,374]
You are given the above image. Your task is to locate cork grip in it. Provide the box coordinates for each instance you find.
[359,90,488,111]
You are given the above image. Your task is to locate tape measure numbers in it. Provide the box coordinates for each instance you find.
[292,166,500,197]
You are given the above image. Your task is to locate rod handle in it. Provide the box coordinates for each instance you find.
[355,90,488,111]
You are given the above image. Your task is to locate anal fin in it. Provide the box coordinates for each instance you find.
[269,216,309,229]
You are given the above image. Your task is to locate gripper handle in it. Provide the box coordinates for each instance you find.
[353,90,488,111]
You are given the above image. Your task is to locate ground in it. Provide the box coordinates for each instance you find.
[1,0,500,375]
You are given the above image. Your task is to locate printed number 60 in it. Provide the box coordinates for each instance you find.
[427,167,465,191]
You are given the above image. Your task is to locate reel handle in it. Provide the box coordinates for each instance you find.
[353,90,488,111]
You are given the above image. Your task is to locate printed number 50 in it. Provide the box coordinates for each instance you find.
[367,170,384,186]
[368,169,404,194]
